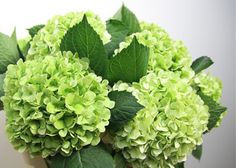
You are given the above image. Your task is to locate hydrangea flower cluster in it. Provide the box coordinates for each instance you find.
[1,52,114,158]
[114,22,192,73]
[112,71,209,168]
[27,12,110,60]
[193,72,222,102]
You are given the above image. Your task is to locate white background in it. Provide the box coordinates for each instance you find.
[0,0,235,167]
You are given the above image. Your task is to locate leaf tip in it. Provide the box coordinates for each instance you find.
[191,56,214,74]
[11,27,17,41]
[82,14,88,23]
[131,36,139,46]
[121,2,126,8]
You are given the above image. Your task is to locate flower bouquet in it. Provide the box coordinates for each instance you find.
[0,5,227,168]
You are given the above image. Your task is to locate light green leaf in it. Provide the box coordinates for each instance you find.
[28,24,45,38]
[105,19,129,57]
[114,153,126,168]
[60,15,108,77]
[192,145,203,161]
[198,91,227,131]
[113,4,141,35]
[18,36,31,57]
[107,37,149,83]
[11,28,26,60]
[0,32,20,73]
[191,56,214,74]
[108,91,144,131]
[11,28,17,41]
[50,145,114,168]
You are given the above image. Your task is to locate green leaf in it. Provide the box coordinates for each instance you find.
[11,28,17,41]
[107,37,149,83]
[17,45,26,61]
[0,31,20,73]
[28,24,45,38]
[60,15,108,77]
[175,162,185,168]
[114,153,126,168]
[113,4,141,35]
[50,151,83,168]
[18,40,30,58]
[108,91,144,131]
[80,145,114,168]
[198,91,227,131]
[192,145,203,161]
[191,56,214,74]
[105,19,129,58]
[50,145,114,168]
[0,101,3,111]
[11,29,27,60]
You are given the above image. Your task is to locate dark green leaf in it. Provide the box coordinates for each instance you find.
[107,37,149,83]
[50,145,114,168]
[113,4,141,35]
[0,31,20,73]
[105,19,129,58]
[114,153,126,168]
[28,24,45,38]
[50,152,75,168]
[60,15,108,77]
[49,154,65,168]
[108,91,144,131]
[191,56,214,74]
[198,91,227,131]
[80,145,114,168]
[0,73,5,110]
[17,45,26,61]
[0,101,3,111]
[192,145,203,161]
[175,162,185,168]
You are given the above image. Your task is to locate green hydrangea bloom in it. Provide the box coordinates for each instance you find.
[27,12,110,60]
[114,22,192,73]
[193,72,225,127]
[112,71,209,168]
[193,72,222,102]
[1,52,114,158]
